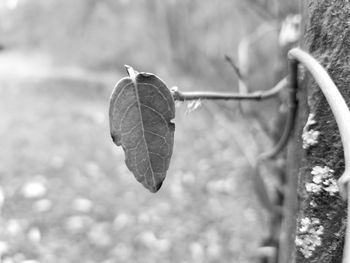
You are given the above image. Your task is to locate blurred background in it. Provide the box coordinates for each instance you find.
[0,0,299,262]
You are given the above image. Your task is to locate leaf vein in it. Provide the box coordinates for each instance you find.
[113,82,133,110]
[139,82,174,114]
[145,129,166,139]
[122,122,142,136]
[140,103,168,125]
[120,102,138,127]
[134,80,156,189]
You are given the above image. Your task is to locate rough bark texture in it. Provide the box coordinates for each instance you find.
[287,1,350,262]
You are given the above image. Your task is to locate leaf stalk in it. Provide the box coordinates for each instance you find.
[172,77,288,101]
[253,60,298,215]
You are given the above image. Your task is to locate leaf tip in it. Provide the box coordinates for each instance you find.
[148,181,163,193]
[124,65,137,78]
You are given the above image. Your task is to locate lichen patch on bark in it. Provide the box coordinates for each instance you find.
[295,217,324,258]
[302,113,320,149]
[305,166,339,196]
[293,0,350,262]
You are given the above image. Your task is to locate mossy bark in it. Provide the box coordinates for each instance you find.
[284,1,350,262]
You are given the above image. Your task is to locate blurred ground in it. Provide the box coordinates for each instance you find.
[0,50,267,263]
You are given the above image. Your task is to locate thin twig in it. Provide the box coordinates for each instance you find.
[288,47,350,263]
[253,71,298,215]
[224,54,248,114]
[225,54,244,80]
[172,77,288,101]
[224,53,248,106]
[250,53,299,263]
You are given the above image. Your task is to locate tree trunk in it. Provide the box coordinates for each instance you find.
[282,1,350,262]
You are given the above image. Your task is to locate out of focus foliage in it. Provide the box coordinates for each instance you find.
[0,0,297,88]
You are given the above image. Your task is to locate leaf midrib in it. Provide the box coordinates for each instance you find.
[132,75,157,189]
